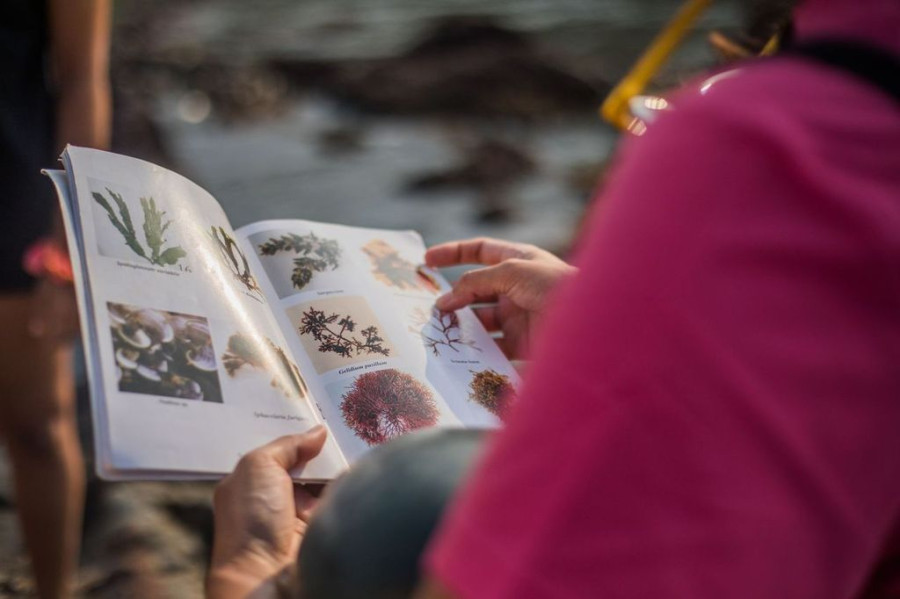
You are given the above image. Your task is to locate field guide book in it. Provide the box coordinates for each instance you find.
[47,146,518,481]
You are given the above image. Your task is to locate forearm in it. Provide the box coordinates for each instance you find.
[56,77,112,152]
[51,0,112,152]
[50,0,112,242]
[50,79,111,242]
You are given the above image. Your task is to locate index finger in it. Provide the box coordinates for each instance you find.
[426,238,526,268]
[251,425,328,470]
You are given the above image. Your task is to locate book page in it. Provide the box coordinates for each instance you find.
[58,147,345,480]
[238,220,519,463]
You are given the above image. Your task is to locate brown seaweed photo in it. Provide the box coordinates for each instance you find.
[286,295,396,374]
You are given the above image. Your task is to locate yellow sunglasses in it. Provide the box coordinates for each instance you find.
[601,0,780,133]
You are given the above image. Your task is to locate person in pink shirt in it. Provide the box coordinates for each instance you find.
[417,0,900,596]
[205,0,899,597]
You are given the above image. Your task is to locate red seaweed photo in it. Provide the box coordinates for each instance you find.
[340,369,439,445]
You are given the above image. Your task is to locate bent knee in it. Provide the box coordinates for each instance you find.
[4,417,77,461]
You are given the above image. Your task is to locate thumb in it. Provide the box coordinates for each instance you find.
[259,425,328,470]
[436,262,520,311]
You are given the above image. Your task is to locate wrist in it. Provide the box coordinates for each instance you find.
[206,565,279,599]
[208,546,295,599]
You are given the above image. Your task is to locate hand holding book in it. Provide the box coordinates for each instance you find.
[208,426,327,598]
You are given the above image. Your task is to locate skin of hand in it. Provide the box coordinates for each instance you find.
[425,238,577,360]
[207,427,328,599]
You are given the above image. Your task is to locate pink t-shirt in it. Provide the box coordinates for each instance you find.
[425,1,900,597]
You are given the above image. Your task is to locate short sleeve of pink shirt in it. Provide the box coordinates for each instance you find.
[424,25,900,599]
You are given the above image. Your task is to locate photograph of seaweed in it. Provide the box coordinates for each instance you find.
[287,296,396,374]
[409,306,481,356]
[221,332,308,399]
[92,187,187,267]
[468,369,515,417]
[340,369,439,445]
[209,226,262,296]
[108,303,223,402]
[299,308,390,358]
[362,239,440,294]
[257,231,341,291]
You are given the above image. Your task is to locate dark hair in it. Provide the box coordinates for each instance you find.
[743,0,797,42]
[297,429,486,599]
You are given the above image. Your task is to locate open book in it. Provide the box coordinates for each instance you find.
[47,146,518,481]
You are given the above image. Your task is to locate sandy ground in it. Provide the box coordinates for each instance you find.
[0,386,216,598]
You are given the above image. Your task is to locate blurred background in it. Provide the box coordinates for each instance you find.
[1,0,741,595]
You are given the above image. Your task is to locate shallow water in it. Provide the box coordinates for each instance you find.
[153,0,740,250]
[161,96,613,252]
[151,0,737,80]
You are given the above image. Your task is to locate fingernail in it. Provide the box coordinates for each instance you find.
[435,294,452,310]
[306,424,326,436]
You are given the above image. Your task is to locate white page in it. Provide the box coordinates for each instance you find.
[238,220,519,463]
[46,169,121,477]
[59,147,345,480]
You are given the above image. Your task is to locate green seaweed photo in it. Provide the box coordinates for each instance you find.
[258,232,341,291]
[209,226,262,296]
[92,187,187,267]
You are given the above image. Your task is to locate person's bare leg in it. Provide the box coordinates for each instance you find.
[0,294,83,599]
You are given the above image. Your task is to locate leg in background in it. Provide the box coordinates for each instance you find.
[0,294,84,599]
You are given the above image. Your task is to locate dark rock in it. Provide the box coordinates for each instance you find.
[404,137,534,225]
[0,574,33,596]
[104,523,168,555]
[271,16,608,120]
[163,501,214,565]
[475,191,516,224]
[80,568,137,596]
[405,138,536,192]
[405,16,532,58]
[317,126,366,154]
[266,58,341,90]
[173,63,290,123]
